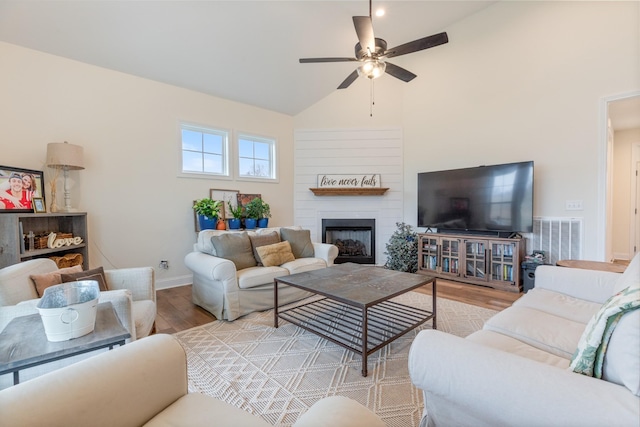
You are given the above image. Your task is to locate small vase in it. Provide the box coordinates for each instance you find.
[245,218,257,230]
[216,219,227,230]
[257,218,269,228]
[198,215,217,230]
[228,218,241,230]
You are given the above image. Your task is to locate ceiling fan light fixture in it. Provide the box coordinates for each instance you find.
[357,59,386,80]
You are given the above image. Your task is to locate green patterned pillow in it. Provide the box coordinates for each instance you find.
[570,285,640,388]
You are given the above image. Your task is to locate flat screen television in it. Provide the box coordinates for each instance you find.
[417,161,534,235]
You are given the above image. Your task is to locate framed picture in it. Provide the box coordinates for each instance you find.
[32,197,46,213]
[210,189,239,221]
[237,193,261,213]
[0,166,45,213]
[193,200,200,232]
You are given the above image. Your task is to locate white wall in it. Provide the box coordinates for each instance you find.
[294,1,640,260]
[0,42,294,288]
[293,128,404,265]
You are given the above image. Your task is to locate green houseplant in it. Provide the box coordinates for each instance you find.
[245,197,271,228]
[193,198,222,230]
[227,201,243,230]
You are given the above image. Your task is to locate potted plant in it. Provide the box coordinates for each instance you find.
[383,222,419,273]
[227,201,243,230]
[245,197,271,228]
[193,198,222,230]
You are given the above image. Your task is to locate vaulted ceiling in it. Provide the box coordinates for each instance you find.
[0,1,496,115]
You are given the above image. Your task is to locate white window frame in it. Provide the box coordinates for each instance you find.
[236,133,278,182]
[178,122,231,179]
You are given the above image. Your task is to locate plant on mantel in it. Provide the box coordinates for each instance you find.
[193,198,222,218]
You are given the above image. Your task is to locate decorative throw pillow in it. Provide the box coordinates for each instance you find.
[280,228,314,259]
[570,285,640,393]
[211,232,257,270]
[30,264,83,297]
[60,266,110,292]
[256,241,296,267]
[249,231,281,265]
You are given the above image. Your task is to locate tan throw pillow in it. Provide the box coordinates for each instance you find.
[211,232,257,270]
[280,228,315,258]
[256,241,296,267]
[60,266,110,292]
[249,231,281,265]
[30,264,83,297]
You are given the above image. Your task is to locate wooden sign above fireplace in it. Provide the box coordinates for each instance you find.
[310,174,389,196]
[317,174,381,188]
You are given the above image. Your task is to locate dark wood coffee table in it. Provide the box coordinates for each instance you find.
[274,263,436,376]
[0,302,130,385]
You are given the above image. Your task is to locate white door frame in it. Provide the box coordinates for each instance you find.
[597,91,640,261]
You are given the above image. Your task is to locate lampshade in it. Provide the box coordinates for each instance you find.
[357,59,386,80]
[46,142,84,170]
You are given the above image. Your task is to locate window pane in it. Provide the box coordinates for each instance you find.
[239,158,254,175]
[182,129,202,151]
[254,142,270,160]
[203,153,223,174]
[203,133,222,154]
[238,139,253,157]
[254,159,270,176]
[182,150,202,172]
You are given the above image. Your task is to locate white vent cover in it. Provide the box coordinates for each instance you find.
[529,217,583,265]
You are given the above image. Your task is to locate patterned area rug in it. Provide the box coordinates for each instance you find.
[174,292,497,427]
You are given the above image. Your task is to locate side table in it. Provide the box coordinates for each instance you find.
[556,259,627,274]
[0,301,130,385]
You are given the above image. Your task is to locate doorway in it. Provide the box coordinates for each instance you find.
[600,92,640,261]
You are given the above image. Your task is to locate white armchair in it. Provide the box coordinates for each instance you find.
[0,258,156,388]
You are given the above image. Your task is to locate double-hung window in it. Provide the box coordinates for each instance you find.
[237,134,277,180]
[181,124,229,177]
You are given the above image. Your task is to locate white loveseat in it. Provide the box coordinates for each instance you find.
[184,227,338,321]
[0,334,386,427]
[409,253,640,427]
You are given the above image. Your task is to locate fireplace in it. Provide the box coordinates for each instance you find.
[322,219,375,264]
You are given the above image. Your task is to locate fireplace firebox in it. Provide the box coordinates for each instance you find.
[322,219,375,264]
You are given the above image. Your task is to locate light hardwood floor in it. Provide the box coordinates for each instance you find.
[155,279,522,335]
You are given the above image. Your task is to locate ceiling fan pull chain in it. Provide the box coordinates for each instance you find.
[370,78,375,117]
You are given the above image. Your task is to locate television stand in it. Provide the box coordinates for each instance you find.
[417,232,524,293]
[428,229,518,239]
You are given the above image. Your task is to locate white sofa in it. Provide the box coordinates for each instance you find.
[409,253,640,427]
[0,334,386,427]
[184,227,338,321]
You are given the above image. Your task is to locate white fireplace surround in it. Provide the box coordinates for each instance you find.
[294,128,404,265]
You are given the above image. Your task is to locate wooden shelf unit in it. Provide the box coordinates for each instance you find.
[0,212,88,269]
[309,188,389,196]
[417,232,524,293]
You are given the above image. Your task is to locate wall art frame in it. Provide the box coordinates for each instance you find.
[237,193,261,214]
[210,188,240,221]
[32,197,46,213]
[0,165,45,213]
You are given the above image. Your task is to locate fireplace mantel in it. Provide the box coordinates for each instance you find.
[309,188,389,196]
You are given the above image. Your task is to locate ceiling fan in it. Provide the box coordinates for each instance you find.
[299,1,449,89]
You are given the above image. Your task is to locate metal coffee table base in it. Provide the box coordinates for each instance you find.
[276,296,433,376]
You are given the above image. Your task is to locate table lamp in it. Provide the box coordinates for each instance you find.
[46,141,84,212]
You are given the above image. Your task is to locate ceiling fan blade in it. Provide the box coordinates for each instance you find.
[299,57,358,63]
[384,62,417,83]
[383,32,449,59]
[353,16,376,55]
[337,70,360,89]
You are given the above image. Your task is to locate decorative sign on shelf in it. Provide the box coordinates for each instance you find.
[317,174,381,188]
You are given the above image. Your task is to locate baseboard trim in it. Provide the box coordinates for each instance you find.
[155,274,192,290]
